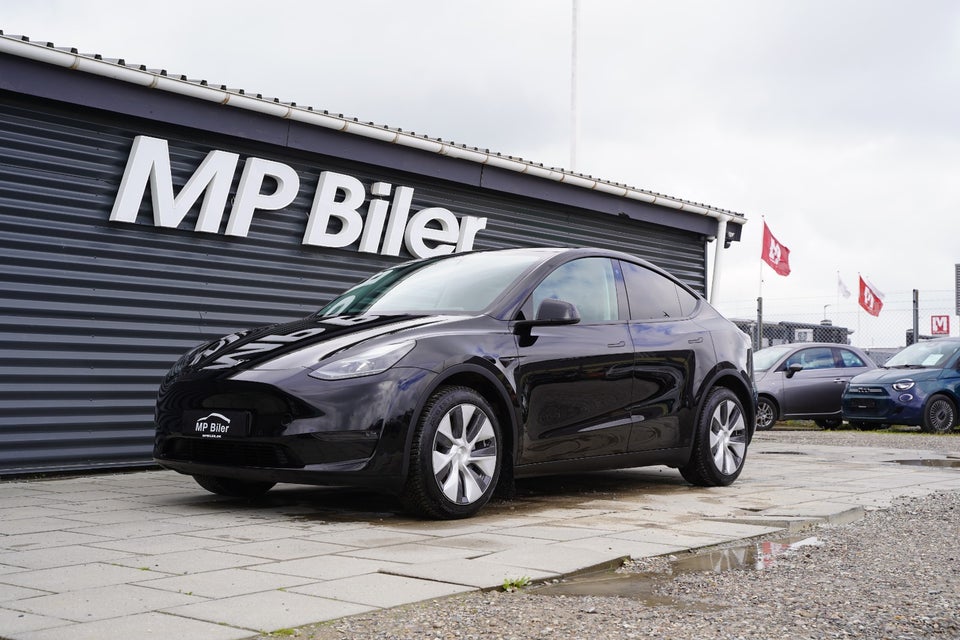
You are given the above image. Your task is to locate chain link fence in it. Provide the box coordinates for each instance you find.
[716,289,956,365]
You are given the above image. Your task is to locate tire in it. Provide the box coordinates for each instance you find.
[921,394,957,433]
[193,475,275,497]
[401,386,502,519]
[815,418,842,430]
[680,387,749,487]
[755,397,778,431]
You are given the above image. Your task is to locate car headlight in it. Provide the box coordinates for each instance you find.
[892,379,915,391]
[308,340,416,380]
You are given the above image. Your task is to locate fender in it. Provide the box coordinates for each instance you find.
[397,360,520,482]
[694,362,757,438]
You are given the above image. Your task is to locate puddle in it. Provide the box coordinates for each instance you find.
[891,458,960,469]
[532,535,820,605]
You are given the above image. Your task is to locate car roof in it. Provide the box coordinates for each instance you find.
[762,342,863,350]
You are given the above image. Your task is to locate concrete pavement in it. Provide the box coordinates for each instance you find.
[1,440,959,640]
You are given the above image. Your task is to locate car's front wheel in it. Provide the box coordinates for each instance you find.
[921,394,957,433]
[755,397,778,431]
[680,387,749,486]
[401,386,502,519]
[193,475,275,497]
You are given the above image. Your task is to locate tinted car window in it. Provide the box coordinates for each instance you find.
[838,348,867,368]
[532,258,619,323]
[785,347,835,370]
[754,345,794,372]
[319,252,543,316]
[620,261,689,320]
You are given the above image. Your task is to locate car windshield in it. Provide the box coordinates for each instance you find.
[753,345,794,372]
[883,341,960,369]
[317,252,545,316]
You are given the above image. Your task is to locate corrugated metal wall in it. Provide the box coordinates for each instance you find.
[0,98,706,475]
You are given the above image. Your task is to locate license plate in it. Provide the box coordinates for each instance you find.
[853,400,876,410]
[183,410,250,438]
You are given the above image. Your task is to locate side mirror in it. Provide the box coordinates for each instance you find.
[785,363,803,379]
[513,299,581,333]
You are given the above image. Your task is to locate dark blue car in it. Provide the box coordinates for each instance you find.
[842,337,960,432]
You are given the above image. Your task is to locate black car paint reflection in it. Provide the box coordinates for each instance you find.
[154,247,755,518]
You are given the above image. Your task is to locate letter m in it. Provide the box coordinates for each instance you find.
[109,135,239,233]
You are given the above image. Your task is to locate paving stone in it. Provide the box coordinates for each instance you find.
[10,611,252,640]
[9,583,201,621]
[553,535,682,559]
[0,546,130,571]
[0,606,68,635]
[343,542,483,564]
[0,531,110,552]
[1,563,158,592]
[162,590,373,633]
[304,528,433,548]
[213,538,356,561]
[607,527,729,549]
[248,555,406,581]
[136,567,313,598]
[86,533,232,555]
[185,523,313,543]
[290,572,474,608]
[495,523,616,542]
[670,519,784,539]
[111,548,271,574]
[478,544,625,574]
[385,558,557,589]
[0,583,50,603]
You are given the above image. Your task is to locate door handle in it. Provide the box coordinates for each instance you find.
[688,337,703,344]
[607,340,626,348]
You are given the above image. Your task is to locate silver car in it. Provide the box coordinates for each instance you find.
[754,343,876,430]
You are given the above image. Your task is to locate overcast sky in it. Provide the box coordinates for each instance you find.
[6,1,960,345]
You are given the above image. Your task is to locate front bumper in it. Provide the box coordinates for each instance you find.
[154,366,434,491]
[842,385,924,425]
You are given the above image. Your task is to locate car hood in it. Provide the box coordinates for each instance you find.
[179,314,459,374]
[849,367,944,385]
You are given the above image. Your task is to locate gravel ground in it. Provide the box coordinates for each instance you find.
[258,428,960,640]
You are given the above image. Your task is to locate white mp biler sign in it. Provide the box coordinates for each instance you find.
[109,136,488,258]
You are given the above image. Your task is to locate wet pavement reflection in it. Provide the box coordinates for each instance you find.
[532,535,821,604]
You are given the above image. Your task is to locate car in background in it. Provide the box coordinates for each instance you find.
[754,343,876,430]
[842,337,960,432]
[154,247,756,519]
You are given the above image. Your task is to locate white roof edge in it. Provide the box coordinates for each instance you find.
[0,33,746,224]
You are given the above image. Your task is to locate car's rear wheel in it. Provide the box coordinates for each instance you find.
[815,418,842,430]
[680,387,748,486]
[401,386,502,519]
[755,397,778,431]
[193,475,275,497]
[921,394,957,433]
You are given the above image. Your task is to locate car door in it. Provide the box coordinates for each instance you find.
[513,257,635,464]
[781,346,846,416]
[619,260,709,452]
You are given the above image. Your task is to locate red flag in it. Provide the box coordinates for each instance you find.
[761,222,791,276]
[859,276,883,316]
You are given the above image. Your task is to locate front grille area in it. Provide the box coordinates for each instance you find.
[161,438,305,468]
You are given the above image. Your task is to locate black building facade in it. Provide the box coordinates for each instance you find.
[0,34,746,475]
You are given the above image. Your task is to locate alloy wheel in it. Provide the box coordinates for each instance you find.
[709,398,747,475]
[431,403,499,505]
